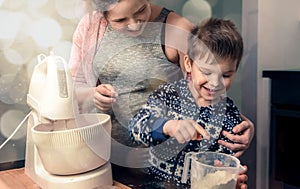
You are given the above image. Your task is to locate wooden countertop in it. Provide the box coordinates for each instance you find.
[0,168,131,189]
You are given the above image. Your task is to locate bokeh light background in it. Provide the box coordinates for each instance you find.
[0,0,242,166]
[0,0,86,164]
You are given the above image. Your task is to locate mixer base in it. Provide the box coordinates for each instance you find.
[25,161,113,189]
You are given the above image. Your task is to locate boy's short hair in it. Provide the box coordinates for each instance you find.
[187,17,244,70]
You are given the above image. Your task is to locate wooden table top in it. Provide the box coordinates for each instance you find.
[0,167,131,189]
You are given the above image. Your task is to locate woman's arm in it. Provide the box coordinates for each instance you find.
[164,11,194,74]
[69,12,109,112]
[218,114,254,157]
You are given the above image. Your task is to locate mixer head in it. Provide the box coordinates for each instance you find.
[27,52,78,121]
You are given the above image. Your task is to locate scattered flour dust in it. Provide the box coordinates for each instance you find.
[191,170,237,189]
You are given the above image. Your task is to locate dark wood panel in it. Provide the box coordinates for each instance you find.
[263,70,300,106]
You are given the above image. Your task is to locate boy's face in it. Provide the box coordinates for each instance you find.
[184,54,238,106]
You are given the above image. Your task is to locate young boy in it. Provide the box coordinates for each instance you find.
[128,17,246,187]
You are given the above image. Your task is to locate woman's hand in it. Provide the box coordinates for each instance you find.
[218,114,254,157]
[163,120,210,143]
[236,165,248,189]
[94,84,117,111]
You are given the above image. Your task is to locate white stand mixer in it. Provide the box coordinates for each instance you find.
[25,52,113,189]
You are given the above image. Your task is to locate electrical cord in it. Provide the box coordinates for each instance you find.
[0,111,31,150]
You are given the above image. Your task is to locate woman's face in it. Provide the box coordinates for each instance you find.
[105,0,151,36]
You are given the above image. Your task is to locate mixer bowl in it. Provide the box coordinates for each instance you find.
[31,113,111,175]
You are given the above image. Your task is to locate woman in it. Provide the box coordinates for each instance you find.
[69,0,252,188]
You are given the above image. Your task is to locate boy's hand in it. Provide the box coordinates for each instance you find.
[236,165,248,189]
[163,120,210,143]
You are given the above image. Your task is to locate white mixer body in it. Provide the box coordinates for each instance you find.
[27,53,77,120]
[25,52,113,189]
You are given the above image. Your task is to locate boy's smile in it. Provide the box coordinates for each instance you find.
[185,56,237,107]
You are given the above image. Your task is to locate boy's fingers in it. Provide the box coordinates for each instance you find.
[193,122,210,140]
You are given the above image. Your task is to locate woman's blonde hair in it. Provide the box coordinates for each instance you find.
[85,0,119,15]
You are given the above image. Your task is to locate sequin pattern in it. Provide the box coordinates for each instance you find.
[92,8,183,146]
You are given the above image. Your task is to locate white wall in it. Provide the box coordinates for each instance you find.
[259,0,300,70]
[257,0,300,188]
